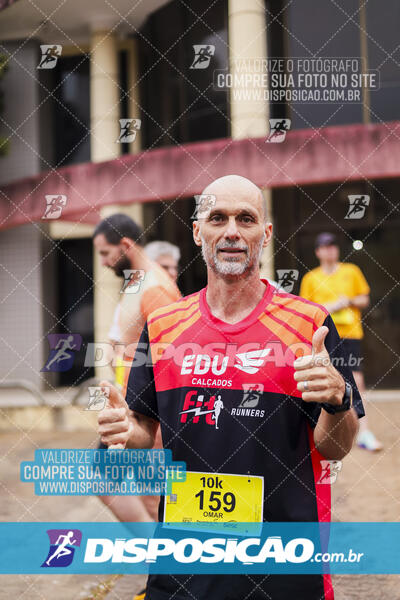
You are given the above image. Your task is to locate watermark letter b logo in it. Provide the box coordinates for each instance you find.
[38,45,62,69]
[345,195,370,219]
[190,45,215,69]
[318,460,342,484]
[117,119,141,143]
[42,195,67,220]
[276,269,299,293]
[121,270,145,294]
[266,119,291,143]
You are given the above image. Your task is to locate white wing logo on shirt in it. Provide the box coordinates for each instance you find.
[233,349,271,374]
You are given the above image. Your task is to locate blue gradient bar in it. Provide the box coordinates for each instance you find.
[0,522,399,574]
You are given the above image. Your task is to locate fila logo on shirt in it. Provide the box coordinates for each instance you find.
[180,349,271,377]
[179,387,265,430]
[179,391,223,429]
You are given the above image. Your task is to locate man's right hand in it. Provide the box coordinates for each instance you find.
[98,381,133,449]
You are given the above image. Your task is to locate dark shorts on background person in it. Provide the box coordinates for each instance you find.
[95,443,108,479]
[336,338,363,372]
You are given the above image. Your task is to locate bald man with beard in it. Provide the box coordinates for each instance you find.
[98,175,364,600]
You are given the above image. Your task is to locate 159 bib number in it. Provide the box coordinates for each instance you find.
[164,471,263,524]
[195,476,236,516]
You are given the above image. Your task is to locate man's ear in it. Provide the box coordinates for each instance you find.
[193,221,202,247]
[262,223,273,248]
[120,237,135,252]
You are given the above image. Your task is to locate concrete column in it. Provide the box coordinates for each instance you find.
[125,37,144,227]
[90,25,121,378]
[0,41,52,388]
[126,37,142,155]
[90,27,120,163]
[90,32,146,378]
[262,190,274,280]
[228,0,274,279]
[228,0,269,138]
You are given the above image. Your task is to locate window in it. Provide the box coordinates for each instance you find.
[138,0,229,148]
[366,1,400,123]
[52,55,90,166]
[55,238,94,386]
[267,0,363,128]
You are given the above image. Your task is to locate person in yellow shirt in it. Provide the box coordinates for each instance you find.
[300,232,382,451]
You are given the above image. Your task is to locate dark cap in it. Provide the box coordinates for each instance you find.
[315,232,338,248]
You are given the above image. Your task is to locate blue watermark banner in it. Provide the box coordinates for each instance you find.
[20,449,186,495]
[0,522,399,574]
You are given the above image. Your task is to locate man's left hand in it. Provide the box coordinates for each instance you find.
[293,326,345,407]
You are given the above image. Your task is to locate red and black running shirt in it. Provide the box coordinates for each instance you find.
[126,280,364,600]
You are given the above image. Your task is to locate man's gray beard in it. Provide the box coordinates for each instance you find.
[200,234,265,277]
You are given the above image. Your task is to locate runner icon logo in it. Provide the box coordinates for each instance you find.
[318,460,342,485]
[120,270,145,294]
[191,194,216,220]
[190,45,215,69]
[86,386,109,411]
[41,334,82,372]
[276,269,299,293]
[37,45,62,69]
[266,118,291,143]
[238,383,264,408]
[41,529,82,567]
[42,194,67,220]
[345,195,370,219]
[232,382,265,419]
[117,118,141,143]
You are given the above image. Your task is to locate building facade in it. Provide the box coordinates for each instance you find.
[0,0,399,389]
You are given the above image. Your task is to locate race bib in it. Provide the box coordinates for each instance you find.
[163,471,263,524]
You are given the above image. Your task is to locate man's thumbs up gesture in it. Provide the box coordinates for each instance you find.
[98,381,133,449]
[293,326,345,407]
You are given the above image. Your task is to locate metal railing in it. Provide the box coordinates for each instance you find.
[0,379,46,406]
[0,378,110,430]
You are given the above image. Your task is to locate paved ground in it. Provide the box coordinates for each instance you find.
[1,396,400,599]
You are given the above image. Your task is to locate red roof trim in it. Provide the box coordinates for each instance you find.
[1,121,400,230]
